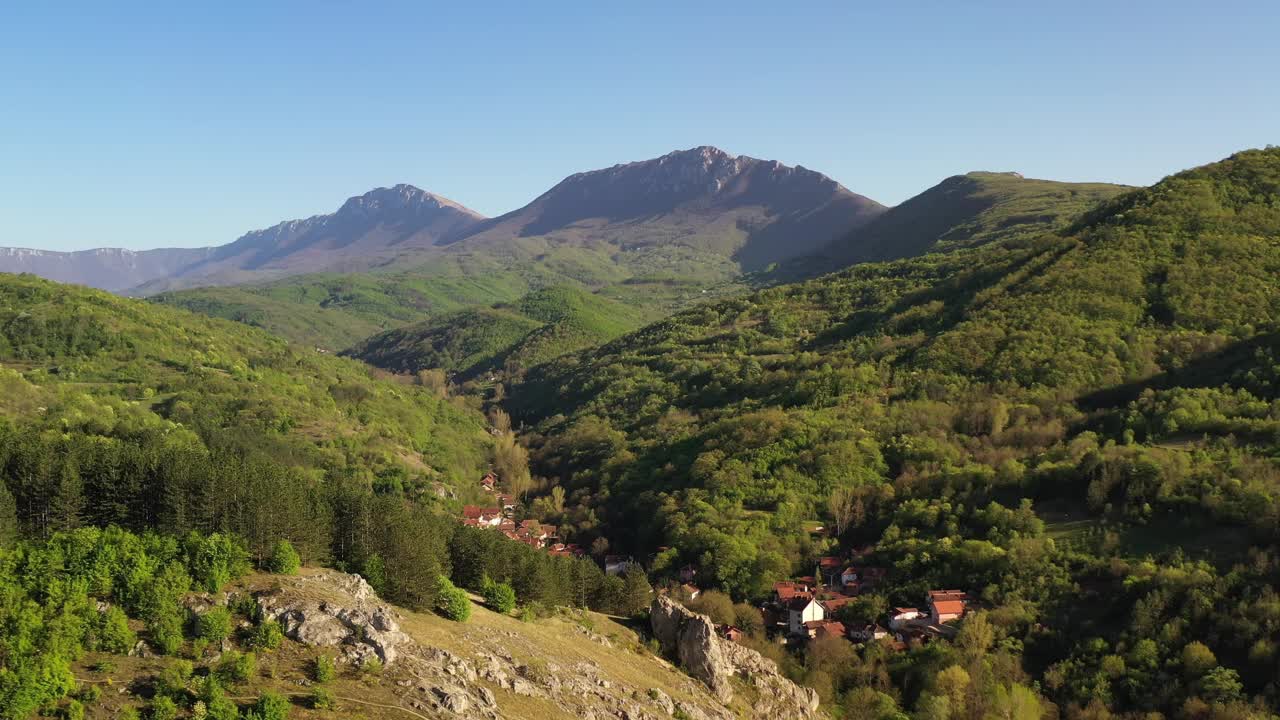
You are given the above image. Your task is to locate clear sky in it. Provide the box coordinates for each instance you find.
[1,1,1276,251]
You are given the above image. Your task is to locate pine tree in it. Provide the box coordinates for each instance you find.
[0,479,18,545]
[50,460,84,533]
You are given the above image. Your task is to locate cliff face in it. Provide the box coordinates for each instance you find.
[650,594,822,720]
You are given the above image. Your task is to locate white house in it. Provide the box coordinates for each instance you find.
[889,607,922,630]
[788,597,825,635]
[839,566,860,587]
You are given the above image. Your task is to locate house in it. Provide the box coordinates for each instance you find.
[462,505,502,527]
[818,593,855,614]
[818,557,843,586]
[604,555,635,576]
[720,625,744,643]
[788,597,825,635]
[680,584,701,601]
[495,493,516,511]
[839,565,860,588]
[813,620,847,641]
[849,624,890,643]
[773,582,812,605]
[480,472,497,492]
[679,564,699,584]
[927,590,968,624]
[889,607,922,630]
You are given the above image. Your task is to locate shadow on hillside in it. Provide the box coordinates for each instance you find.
[1076,331,1280,411]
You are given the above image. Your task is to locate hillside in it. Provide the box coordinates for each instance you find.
[503,148,1280,714]
[810,171,1129,271]
[346,286,654,379]
[456,146,886,270]
[0,272,496,548]
[132,185,486,293]
[0,246,216,292]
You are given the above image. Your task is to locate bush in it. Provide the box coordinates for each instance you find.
[217,651,257,684]
[63,699,85,720]
[98,606,136,653]
[149,695,179,720]
[246,620,283,651]
[198,677,239,720]
[361,657,383,676]
[481,576,517,614]
[156,659,194,698]
[149,609,185,656]
[244,691,291,720]
[267,540,301,575]
[309,687,338,710]
[435,576,471,622]
[229,593,259,620]
[311,655,336,684]
[197,606,233,644]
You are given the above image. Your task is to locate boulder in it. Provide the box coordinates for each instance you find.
[650,594,820,719]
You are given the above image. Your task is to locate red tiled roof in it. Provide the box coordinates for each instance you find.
[818,556,843,569]
[931,600,966,616]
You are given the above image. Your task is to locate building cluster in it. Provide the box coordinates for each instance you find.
[749,548,969,651]
[461,473,584,558]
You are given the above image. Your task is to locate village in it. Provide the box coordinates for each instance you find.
[464,471,969,655]
[676,548,970,655]
[460,471,587,558]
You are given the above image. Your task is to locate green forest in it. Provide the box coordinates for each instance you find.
[3,147,1280,720]
[501,148,1280,718]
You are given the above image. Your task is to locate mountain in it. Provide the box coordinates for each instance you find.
[810,170,1129,272]
[0,246,216,292]
[497,149,1280,712]
[3,147,882,297]
[132,184,486,292]
[346,285,654,379]
[456,146,886,270]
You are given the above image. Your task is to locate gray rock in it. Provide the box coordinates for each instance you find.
[650,595,821,719]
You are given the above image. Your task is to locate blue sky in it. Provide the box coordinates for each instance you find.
[1,1,1276,251]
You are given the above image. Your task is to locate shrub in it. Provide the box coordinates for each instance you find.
[311,655,336,684]
[157,659,194,698]
[217,651,257,684]
[246,620,283,651]
[361,657,383,675]
[149,695,178,720]
[244,691,291,720]
[309,687,338,710]
[435,576,471,622]
[198,677,239,720]
[63,699,85,720]
[197,606,233,644]
[98,606,136,653]
[267,540,301,575]
[481,576,517,614]
[149,609,185,656]
[229,593,259,620]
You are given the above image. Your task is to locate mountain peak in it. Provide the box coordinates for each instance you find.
[337,184,481,218]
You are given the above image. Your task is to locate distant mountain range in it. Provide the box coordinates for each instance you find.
[0,146,883,294]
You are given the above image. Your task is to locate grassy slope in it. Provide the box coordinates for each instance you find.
[154,243,744,353]
[74,570,742,720]
[345,286,655,379]
[0,273,493,487]
[806,171,1129,274]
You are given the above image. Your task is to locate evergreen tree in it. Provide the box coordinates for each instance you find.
[49,459,84,533]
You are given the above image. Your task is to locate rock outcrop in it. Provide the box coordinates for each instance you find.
[251,570,745,720]
[651,594,821,720]
[255,570,413,666]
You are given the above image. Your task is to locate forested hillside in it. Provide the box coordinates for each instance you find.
[505,148,1280,716]
[346,286,654,380]
[0,273,497,554]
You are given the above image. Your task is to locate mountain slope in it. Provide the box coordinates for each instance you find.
[0,272,494,496]
[0,246,216,292]
[456,146,886,270]
[508,146,1280,588]
[346,285,653,379]
[814,170,1129,270]
[133,185,486,292]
